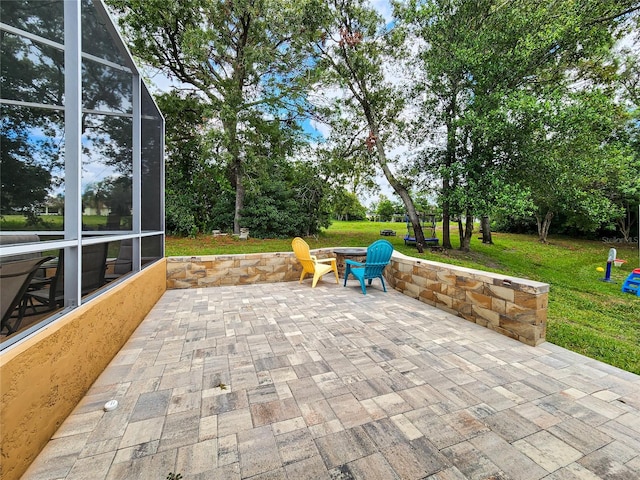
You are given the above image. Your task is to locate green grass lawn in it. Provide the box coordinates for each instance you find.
[1,214,113,230]
[5,214,637,373]
[167,221,640,374]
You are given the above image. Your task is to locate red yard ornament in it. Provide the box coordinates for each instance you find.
[339,28,363,47]
[365,131,377,151]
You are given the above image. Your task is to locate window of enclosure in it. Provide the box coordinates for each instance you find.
[81,0,130,65]
[0,31,65,105]
[0,104,65,230]
[0,1,64,44]
[141,235,163,266]
[82,60,132,113]
[141,84,163,232]
[81,114,133,232]
[104,239,133,282]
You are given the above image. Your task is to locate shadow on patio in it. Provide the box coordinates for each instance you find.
[25,281,640,479]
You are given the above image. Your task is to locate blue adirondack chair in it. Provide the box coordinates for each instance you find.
[343,239,394,294]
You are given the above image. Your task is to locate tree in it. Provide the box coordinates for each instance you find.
[332,190,368,220]
[312,0,428,251]
[508,89,629,242]
[599,152,639,243]
[313,119,380,201]
[108,0,324,234]
[399,0,639,249]
[49,193,65,216]
[81,181,108,216]
[104,176,133,217]
[612,51,640,242]
[376,195,395,222]
[155,92,232,236]
[238,118,331,237]
[0,114,52,218]
[1,2,64,220]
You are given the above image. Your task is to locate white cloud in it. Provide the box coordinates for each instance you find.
[369,0,393,24]
[309,119,332,137]
[141,65,194,95]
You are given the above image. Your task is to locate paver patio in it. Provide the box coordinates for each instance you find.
[24,281,640,479]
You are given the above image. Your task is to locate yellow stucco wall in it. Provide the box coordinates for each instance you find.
[0,259,167,480]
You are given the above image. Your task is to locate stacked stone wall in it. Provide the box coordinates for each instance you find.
[167,249,548,346]
[384,253,548,346]
[166,250,336,289]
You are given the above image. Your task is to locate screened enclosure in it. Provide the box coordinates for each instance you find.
[0,0,164,349]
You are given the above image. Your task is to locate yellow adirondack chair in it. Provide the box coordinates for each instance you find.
[291,237,339,288]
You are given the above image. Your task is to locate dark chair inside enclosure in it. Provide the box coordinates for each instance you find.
[82,243,110,292]
[0,235,53,286]
[27,243,109,313]
[105,239,133,282]
[343,239,394,295]
[1,257,53,334]
[0,234,41,260]
[26,249,64,313]
[106,213,121,230]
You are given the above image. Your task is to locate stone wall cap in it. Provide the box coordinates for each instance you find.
[391,251,549,292]
[170,252,295,262]
[168,249,549,293]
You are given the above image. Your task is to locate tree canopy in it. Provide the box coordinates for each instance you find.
[109,0,326,234]
[107,0,640,246]
[398,0,639,247]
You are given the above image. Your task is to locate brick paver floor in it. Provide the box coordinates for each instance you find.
[24,281,640,479]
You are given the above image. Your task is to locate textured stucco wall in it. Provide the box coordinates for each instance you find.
[0,259,167,480]
[167,251,548,346]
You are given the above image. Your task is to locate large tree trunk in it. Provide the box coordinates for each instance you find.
[481,216,493,244]
[233,159,244,235]
[376,144,425,253]
[441,94,457,250]
[338,43,425,252]
[456,213,474,252]
[338,33,426,253]
[442,182,452,249]
[617,203,634,243]
[461,214,474,251]
[536,211,554,243]
[364,116,425,252]
[224,114,244,235]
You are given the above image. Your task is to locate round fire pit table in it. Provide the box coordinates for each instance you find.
[333,248,367,278]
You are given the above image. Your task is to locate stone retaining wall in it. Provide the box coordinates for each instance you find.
[385,252,548,346]
[166,250,336,288]
[166,249,548,346]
